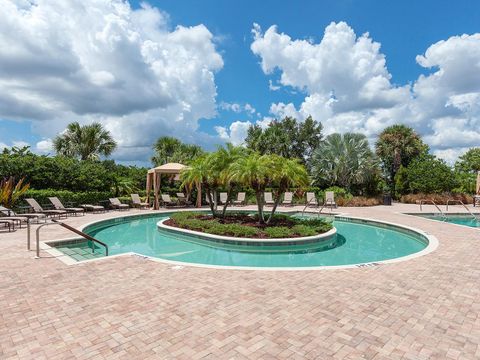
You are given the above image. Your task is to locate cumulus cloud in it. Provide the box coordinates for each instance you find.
[36,139,54,154]
[219,102,256,115]
[251,22,480,160]
[0,0,223,163]
[215,121,252,146]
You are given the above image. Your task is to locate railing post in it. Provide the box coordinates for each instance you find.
[27,220,31,251]
[35,225,41,258]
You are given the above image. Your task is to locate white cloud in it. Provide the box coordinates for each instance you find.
[251,23,480,158]
[215,121,252,146]
[219,101,256,115]
[36,139,53,154]
[268,80,280,91]
[0,0,223,163]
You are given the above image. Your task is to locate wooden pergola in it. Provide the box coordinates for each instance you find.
[145,162,201,209]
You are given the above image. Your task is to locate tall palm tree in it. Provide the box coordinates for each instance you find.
[53,122,117,161]
[311,133,378,192]
[375,125,427,186]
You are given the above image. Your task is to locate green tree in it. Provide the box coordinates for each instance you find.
[245,116,323,163]
[311,133,379,194]
[455,148,480,173]
[375,124,427,189]
[396,154,457,194]
[152,136,204,165]
[53,122,117,160]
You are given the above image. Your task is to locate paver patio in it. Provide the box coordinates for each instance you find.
[1,203,479,359]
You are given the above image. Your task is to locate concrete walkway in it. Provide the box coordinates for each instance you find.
[0,203,479,359]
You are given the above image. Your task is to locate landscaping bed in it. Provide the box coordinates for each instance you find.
[164,212,333,239]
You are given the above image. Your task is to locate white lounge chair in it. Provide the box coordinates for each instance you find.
[80,204,106,213]
[109,198,130,211]
[48,197,85,216]
[25,198,67,218]
[282,192,293,206]
[306,192,318,207]
[264,192,274,206]
[324,191,337,208]
[131,194,150,209]
[233,192,246,206]
[218,192,228,205]
[161,194,176,207]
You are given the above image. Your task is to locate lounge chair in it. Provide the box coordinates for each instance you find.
[306,192,318,207]
[48,197,85,216]
[0,219,14,232]
[282,192,293,206]
[0,205,45,224]
[324,191,337,208]
[161,194,176,207]
[264,192,274,206]
[109,198,130,211]
[0,214,28,228]
[80,204,106,213]
[233,192,246,206]
[131,194,150,209]
[218,192,228,205]
[176,193,192,206]
[25,198,67,218]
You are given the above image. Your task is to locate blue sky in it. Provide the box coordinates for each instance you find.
[1,0,479,166]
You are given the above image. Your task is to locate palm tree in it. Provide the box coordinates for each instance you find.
[375,125,427,187]
[53,122,117,161]
[311,133,378,192]
[266,156,309,224]
[228,153,272,224]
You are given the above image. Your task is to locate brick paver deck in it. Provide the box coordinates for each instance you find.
[1,204,479,359]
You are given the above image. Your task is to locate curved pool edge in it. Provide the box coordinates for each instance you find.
[43,210,439,271]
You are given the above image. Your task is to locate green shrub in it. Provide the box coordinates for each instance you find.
[264,226,292,238]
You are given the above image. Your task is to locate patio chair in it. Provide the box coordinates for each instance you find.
[264,192,275,206]
[25,198,67,218]
[306,192,318,207]
[0,206,44,224]
[282,192,293,206]
[324,191,337,208]
[109,198,130,211]
[80,204,106,213]
[233,192,246,206]
[0,219,14,232]
[218,192,228,205]
[161,194,176,207]
[176,193,192,206]
[131,194,150,209]
[0,214,28,229]
[48,197,85,216]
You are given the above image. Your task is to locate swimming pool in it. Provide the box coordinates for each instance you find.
[50,212,433,269]
[410,214,480,228]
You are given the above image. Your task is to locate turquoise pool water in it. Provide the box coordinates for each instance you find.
[59,213,429,268]
[413,214,480,228]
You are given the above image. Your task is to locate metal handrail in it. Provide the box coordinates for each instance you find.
[35,219,108,258]
[446,199,478,220]
[301,197,318,217]
[419,200,446,219]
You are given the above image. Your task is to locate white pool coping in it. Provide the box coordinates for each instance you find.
[42,210,439,271]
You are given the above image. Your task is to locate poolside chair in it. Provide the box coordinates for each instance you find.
[48,197,85,216]
[324,191,337,209]
[25,198,67,218]
[233,192,246,206]
[161,194,176,207]
[218,192,228,205]
[0,219,14,232]
[0,214,28,229]
[282,192,293,206]
[176,193,192,206]
[109,198,130,211]
[264,192,275,206]
[306,192,318,207]
[80,204,106,213]
[131,194,150,209]
[0,205,45,224]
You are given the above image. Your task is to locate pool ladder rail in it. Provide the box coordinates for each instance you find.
[32,219,108,258]
[301,197,334,218]
[419,199,447,220]
[446,199,479,221]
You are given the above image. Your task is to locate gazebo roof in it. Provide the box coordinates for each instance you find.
[148,162,188,174]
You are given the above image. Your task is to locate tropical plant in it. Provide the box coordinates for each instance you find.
[375,124,427,189]
[311,133,379,194]
[245,116,323,164]
[152,136,204,165]
[0,177,30,208]
[111,177,136,197]
[455,148,480,173]
[53,122,117,160]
